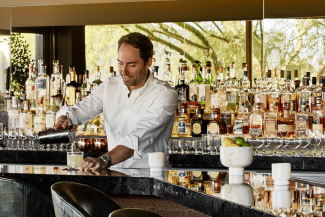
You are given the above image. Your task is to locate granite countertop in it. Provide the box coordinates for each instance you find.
[2,164,325,216]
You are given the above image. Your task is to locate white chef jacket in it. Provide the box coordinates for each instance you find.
[56,72,178,168]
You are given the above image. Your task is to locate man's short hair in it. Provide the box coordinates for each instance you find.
[118,32,153,64]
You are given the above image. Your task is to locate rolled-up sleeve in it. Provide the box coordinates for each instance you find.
[117,89,178,159]
[56,80,105,125]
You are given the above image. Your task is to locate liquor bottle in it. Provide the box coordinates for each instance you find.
[177,108,191,137]
[249,103,264,138]
[280,71,295,113]
[4,90,10,111]
[265,70,272,90]
[59,65,66,98]
[221,92,235,134]
[267,73,280,112]
[19,94,26,110]
[81,70,89,98]
[109,66,114,77]
[294,70,301,89]
[54,83,63,108]
[210,82,226,112]
[207,109,226,134]
[8,97,21,132]
[36,64,50,104]
[233,102,249,134]
[311,77,322,111]
[264,103,278,137]
[239,89,253,113]
[194,61,203,85]
[297,77,312,113]
[177,89,189,115]
[305,71,311,86]
[312,97,324,136]
[277,102,295,138]
[278,70,285,91]
[175,71,189,102]
[163,63,173,87]
[92,66,103,90]
[295,103,309,138]
[45,97,59,130]
[19,100,33,133]
[51,60,60,97]
[34,102,46,133]
[240,64,250,91]
[25,64,35,101]
[30,99,36,127]
[189,65,199,111]
[205,61,213,85]
[66,71,79,106]
[191,109,206,137]
[217,66,225,91]
[227,63,239,111]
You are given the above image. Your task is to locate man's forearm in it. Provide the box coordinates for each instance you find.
[105,145,134,166]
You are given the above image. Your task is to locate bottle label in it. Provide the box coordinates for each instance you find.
[176,87,187,102]
[207,122,219,134]
[221,114,231,126]
[189,86,198,102]
[192,123,201,134]
[66,86,76,106]
[210,97,223,106]
[265,114,276,134]
[19,115,32,129]
[313,124,323,135]
[34,116,46,132]
[178,121,186,134]
[8,110,19,117]
[234,120,244,134]
[278,125,295,132]
[198,85,210,106]
[250,127,262,136]
[46,114,56,128]
[38,78,46,89]
[26,84,35,99]
[296,115,308,137]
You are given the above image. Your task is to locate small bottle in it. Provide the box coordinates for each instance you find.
[233,103,249,134]
[249,103,264,138]
[191,109,205,137]
[207,109,226,135]
[177,108,191,137]
[92,66,103,90]
[66,71,79,106]
[295,103,309,138]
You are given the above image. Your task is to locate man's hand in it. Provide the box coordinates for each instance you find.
[78,157,108,171]
[53,115,78,131]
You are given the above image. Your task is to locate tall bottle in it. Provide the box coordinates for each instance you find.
[295,103,309,138]
[312,97,324,136]
[177,108,191,137]
[240,64,250,91]
[8,97,21,132]
[264,103,278,137]
[19,100,33,133]
[297,77,312,113]
[51,60,60,97]
[26,64,35,101]
[46,96,59,130]
[66,71,79,106]
[163,63,173,87]
[280,71,295,113]
[233,102,249,135]
[34,102,46,133]
[92,66,103,90]
[54,81,63,107]
[82,70,89,99]
[210,82,226,112]
[36,64,50,104]
[249,103,264,138]
[30,99,36,127]
[175,71,189,103]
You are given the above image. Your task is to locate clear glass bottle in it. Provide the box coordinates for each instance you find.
[46,96,59,130]
[92,66,103,90]
[240,64,250,91]
[66,71,79,106]
[26,64,35,101]
[175,71,189,103]
[264,103,278,137]
[189,65,199,111]
[8,96,21,132]
[312,97,324,136]
[295,103,309,138]
[19,100,32,133]
[277,103,295,138]
[177,108,191,137]
[280,71,296,113]
[210,82,226,112]
[36,64,50,105]
[249,103,264,138]
[221,92,235,134]
[297,77,312,113]
[30,99,36,128]
[293,70,301,90]
[278,70,285,91]
[163,63,173,87]
[177,89,189,115]
[267,72,280,112]
[51,60,60,97]
[233,102,249,135]
[34,102,46,133]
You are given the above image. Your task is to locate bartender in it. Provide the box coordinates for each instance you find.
[54,33,178,171]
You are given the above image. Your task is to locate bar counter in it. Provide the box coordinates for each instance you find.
[1,164,325,216]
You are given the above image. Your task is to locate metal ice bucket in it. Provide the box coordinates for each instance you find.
[38,113,75,144]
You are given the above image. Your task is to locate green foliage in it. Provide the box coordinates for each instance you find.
[7,33,34,97]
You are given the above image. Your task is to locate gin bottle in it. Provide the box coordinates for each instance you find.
[8,96,21,131]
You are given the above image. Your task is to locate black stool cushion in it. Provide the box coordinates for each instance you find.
[109,208,162,217]
[0,176,55,217]
[51,181,121,217]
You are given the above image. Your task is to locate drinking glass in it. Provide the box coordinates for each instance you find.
[26,129,37,150]
[270,137,283,156]
[3,127,9,150]
[207,134,214,155]
[317,137,325,157]
[261,136,274,156]
[7,129,17,150]
[187,140,195,154]
[202,134,208,155]
[213,134,220,155]
[280,137,295,157]
[249,138,264,156]
[292,138,303,157]
[250,174,265,200]
[177,140,187,154]
[311,137,322,157]
[196,141,203,155]
[17,128,27,150]
[168,139,174,154]
[67,151,84,169]
[299,138,313,157]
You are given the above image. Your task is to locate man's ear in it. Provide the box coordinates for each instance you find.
[146,57,152,68]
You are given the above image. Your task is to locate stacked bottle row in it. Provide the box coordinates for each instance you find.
[172,62,325,138]
[6,60,117,136]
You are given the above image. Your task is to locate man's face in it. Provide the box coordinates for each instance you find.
[118,43,152,90]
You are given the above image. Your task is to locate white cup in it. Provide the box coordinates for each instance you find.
[272,163,291,185]
[272,185,291,208]
[148,152,165,171]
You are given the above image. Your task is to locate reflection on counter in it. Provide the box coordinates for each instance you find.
[167,170,325,216]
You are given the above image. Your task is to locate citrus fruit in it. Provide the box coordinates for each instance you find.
[234,137,245,145]
[227,143,240,147]
[222,138,235,147]
[241,142,250,147]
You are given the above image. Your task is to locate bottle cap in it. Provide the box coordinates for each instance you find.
[312,77,316,85]
[267,70,271,78]
[280,70,284,78]
[110,66,114,73]
[294,70,298,78]
[306,71,310,78]
[96,66,100,71]
[286,71,291,80]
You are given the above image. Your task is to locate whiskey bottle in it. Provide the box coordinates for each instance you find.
[277,103,295,138]
[295,103,309,138]
[249,103,264,138]
[233,102,249,134]
[294,70,301,89]
[312,97,324,136]
[297,77,312,113]
[66,71,79,106]
[92,66,103,90]
[26,64,35,101]
[207,109,226,134]
[191,109,205,137]
[280,71,295,113]
[19,100,33,133]
[177,108,191,137]
[34,102,46,133]
[264,103,278,137]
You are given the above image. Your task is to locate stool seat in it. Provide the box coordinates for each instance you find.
[109,208,162,217]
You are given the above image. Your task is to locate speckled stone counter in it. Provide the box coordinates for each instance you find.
[169,154,325,171]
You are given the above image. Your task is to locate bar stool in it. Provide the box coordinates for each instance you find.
[0,176,55,217]
[51,181,121,217]
[109,208,162,217]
